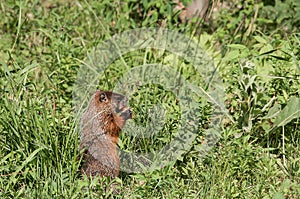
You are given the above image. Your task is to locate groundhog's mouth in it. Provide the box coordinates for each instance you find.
[118,107,133,120]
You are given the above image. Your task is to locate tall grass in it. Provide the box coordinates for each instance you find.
[0,0,299,198]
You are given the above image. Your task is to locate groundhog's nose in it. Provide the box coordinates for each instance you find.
[128,109,133,119]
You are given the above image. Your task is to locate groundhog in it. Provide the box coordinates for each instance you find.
[79,90,132,178]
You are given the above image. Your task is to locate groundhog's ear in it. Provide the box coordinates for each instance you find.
[99,92,107,102]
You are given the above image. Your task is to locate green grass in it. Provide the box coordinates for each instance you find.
[1,0,300,198]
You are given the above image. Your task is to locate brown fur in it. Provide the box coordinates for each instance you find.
[80,90,132,178]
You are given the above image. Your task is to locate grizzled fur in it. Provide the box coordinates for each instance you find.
[80,90,132,178]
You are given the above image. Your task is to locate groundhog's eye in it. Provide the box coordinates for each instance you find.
[99,93,107,102]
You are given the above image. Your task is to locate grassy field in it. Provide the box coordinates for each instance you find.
[0,0,300,198]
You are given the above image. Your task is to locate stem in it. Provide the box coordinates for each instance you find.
[282,125,286,167]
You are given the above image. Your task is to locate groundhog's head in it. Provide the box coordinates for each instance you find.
[81,90,132,141]
[96,90,132,121]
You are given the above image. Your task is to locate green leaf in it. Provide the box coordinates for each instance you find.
[259,44,274,55]
[227,44,247,50]
[264,104,281,119]
[254,35,267,44]
[223,50,240,61]
[2,62,13,79]
[273,192,285,199]
[273,96,300,127]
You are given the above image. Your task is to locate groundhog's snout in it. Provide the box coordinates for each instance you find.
[120,107,133,120]
[110,92,133,120]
